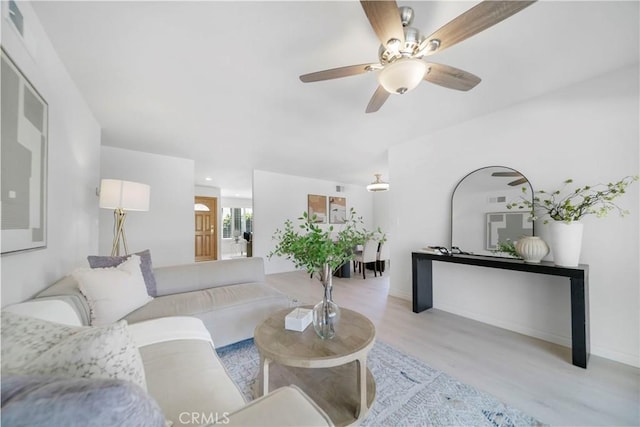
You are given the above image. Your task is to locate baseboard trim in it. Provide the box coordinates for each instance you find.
[435,303,640,368]
[434,302,572,348]
[386,285,640,368]
[590,345,640,368]
[388,287,411,301]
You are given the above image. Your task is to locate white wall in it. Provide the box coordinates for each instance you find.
[1,2,101,306]
[253,170,375,275]
[100,146,194,266]
[221,197,252,209]
[372,185,392,236]
[389,64,639,367]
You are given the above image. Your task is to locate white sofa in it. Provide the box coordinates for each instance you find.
[1,258,333,426]
[35,257,290,348]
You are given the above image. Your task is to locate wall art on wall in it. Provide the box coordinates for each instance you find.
[1,48,48,254]
[329,196,347,224]
[485,211,532,251]
[307,194,327,223]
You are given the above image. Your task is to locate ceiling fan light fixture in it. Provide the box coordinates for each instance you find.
[385,38,402,52]
[366,174,390,192]
[425,39,440,52]
[378,58,427,95]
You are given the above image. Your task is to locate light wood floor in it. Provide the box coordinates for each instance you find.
[266,267,640,426]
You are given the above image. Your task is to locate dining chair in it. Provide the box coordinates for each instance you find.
[354,240,378,279]
[377,241,390,276]
[352,244,363,272]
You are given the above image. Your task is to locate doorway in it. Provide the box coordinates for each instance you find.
[195,196,218,262]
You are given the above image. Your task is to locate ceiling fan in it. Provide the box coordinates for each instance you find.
[491,171,528,186]
[300,0,536,113]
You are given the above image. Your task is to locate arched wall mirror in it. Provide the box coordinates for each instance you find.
[451,166,534,257]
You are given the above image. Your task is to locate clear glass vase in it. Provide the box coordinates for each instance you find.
[312,264,341,339]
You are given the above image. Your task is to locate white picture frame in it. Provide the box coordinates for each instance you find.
[1,48,48,254]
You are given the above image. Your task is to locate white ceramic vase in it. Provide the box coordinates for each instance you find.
[550,221,584,267]
[515,236,549,263]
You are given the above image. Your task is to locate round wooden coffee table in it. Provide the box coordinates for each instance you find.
[254,306,376,426]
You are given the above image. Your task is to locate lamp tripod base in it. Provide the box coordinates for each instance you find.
[111,209,129,256]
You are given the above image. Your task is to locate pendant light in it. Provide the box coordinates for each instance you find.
[366,174,390,192]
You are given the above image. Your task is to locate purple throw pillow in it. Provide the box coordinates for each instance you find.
[1,375,165,427]
[87,249,157,297]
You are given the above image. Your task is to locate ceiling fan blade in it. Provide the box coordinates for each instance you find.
[365,86,390,113]
[418,1,536,56]
[509,177,529,186]
[300,63,379,83]
[360,0,405,47]
[424,63,481,91]
[492,171,522,177]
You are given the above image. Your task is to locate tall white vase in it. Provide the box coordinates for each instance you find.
[550,221,584,267]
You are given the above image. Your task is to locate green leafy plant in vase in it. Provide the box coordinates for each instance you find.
[506,175,638,266]
[269,208,381,339]
[492,240,521,259]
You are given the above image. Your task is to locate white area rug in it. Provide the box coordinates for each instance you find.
[217,339,545,427]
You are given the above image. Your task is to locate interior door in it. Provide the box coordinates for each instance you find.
[195,196,218,262]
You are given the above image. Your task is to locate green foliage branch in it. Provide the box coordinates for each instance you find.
[506,176,638,223]
[492,240,520,259]
[269,208,385,284]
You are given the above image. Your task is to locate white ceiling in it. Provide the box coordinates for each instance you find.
[31,1,639,198]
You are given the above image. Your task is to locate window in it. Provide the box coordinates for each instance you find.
[222,207,252,239]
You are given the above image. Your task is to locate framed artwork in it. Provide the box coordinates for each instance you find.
[307,194,327,223]
[329,196,346,224]
[1,48,48,254]
[485,212,532,250]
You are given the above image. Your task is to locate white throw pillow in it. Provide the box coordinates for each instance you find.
[73,254,153,326]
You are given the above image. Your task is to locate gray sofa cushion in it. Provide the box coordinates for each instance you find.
[153,257,265,296]
[138,339,246,425]
[1,375,165,427]
[226,385,333,427]
[124,282,289,347]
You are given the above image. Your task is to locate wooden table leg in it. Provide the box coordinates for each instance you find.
[355,357,367,419]
[260,356,271,397]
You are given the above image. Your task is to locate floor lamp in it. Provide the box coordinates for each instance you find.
[99,179,150,256]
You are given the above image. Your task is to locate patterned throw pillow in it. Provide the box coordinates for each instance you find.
[0,311,80,372]
[87,249,158,297]
[74,255,153,326]
[1,312,147,391]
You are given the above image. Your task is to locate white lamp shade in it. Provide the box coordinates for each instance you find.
[377,58,427,94]
[99,179,150,211]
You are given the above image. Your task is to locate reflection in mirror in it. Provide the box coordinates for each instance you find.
[451,166,534,257]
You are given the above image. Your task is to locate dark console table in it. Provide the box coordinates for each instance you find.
[412,251,590,368]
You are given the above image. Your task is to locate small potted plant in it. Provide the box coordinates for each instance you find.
[269,208,381,339]
[507,175,638,266]
[492,240,520,259]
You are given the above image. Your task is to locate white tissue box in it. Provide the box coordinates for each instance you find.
[285,308,312,332]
